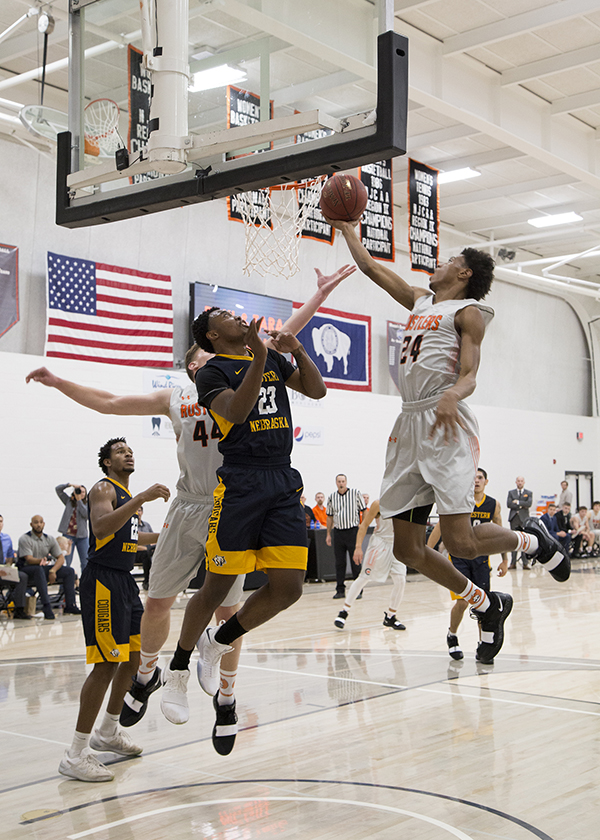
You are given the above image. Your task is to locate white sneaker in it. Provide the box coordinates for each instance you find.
[89,729,143,756]
[197,626,233,696]
[58,749,114,782]
[160,666,190,724]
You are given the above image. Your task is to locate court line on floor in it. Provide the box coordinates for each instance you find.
[20,777,555,840]
[65,796,475,840]
[0,729,69,746]
[239,663,600,716]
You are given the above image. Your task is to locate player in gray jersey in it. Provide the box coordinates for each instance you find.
[26,264,354,752]
[327,218,570,664]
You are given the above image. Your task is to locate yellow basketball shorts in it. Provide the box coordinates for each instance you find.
[205,464,308,575]
[80,562,143,664]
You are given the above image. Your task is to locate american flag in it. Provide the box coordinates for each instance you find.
[46,252,173,368]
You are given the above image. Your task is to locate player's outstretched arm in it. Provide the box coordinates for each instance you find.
[26,366,171,416]
[209,318,268,424]
[353,500,379,564]
[266,265,356,348]
[325,219,429,311]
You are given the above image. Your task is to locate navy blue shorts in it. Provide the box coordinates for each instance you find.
[450,554,491,598]
[205,464,308,575]
[80,562,143,664]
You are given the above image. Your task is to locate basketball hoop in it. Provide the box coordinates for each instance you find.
[235,175,327,278]
[84,98,121,157]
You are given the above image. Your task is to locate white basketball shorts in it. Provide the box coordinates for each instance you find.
[379,396,479,519]
[360,535,406,583]
[148,494,244,606]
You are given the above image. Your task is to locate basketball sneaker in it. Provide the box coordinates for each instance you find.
[89,729,143,756]
[334,610,348,629]
[160,666,190,724]
[197,627,233,696]
[470,591,513,664]
[120,667,162,727]
[212,693,238,756]
[446,632,463,660]
[523,517,571,582]
[383,613,406,630]
[58,749,114,782]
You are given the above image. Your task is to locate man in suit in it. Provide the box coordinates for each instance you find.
[507,476,533,568]
[543,502,571,554]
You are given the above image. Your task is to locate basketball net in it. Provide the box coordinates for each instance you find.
[84,99,121,157]
[236,175,327,279]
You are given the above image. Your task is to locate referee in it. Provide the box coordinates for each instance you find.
[326,474,367,599]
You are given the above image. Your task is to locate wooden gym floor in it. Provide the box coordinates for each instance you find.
[1,561,598,840]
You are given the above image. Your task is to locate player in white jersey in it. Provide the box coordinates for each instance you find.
[25,264,354,753]
[327,218,571,663]
[333,499,407,631]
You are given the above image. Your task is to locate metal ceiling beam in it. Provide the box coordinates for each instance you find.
[441,173,574,208]
[551,88,600,115]
[272,70,361,107]
[394,0,439,11]
[501,44,600,86]
[450,197,600,233]
[409,123,475,149]
[0,21,68,63]
[443,0,600,56]
[426,146,526,171]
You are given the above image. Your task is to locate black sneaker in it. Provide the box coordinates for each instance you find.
[120,667,162,727]
[523,517,570,582]
[383,613,406,630]
[334,610,348,629]
[212,693,238,756]
[333,591,345,600]
[471,592,513,664]
[446,632,464,660]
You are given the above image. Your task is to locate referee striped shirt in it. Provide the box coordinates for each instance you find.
[326,489,366,529]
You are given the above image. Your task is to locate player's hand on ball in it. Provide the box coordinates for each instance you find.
[142,484,171,503]
[322,217,359,231]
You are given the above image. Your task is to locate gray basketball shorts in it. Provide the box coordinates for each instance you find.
[380,397,479,518]
[148,495,244,606]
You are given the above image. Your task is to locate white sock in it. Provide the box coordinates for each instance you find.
[218,668,237,706]
[98,711,119,738]
[137,649,159,686]
[457,580,490,612]
[69,730,90,758]
[515,532,539,555]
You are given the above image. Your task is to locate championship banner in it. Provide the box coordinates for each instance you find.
[386,320,406,394]
[128,45,163,184]
[190,283,293,335]
[296,125,335,244]
[0,243,18,338]
[227,85,273,222]
[408,159,439,274]
[293,304,371,392]
[360,160,394,261]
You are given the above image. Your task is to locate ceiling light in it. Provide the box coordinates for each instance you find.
[528,211,583,228]
[437,167,481,184]
[189,65,247,93]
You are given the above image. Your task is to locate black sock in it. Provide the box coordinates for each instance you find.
[214,614,248,646]
[170,643,193,671]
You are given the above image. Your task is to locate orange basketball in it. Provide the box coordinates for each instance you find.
[319,173,369,221]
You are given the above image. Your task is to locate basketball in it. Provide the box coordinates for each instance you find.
[319,173,369,221]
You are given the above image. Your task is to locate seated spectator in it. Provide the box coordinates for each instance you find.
[543,502,572,554]
[0,515,31,620]
[55,483,89,573]
[571,505,594,556]
[312,493,327,528]
[589,501,600,538]
[17,515,81,620]
[301,495,317,528]
[136,506,155,591]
